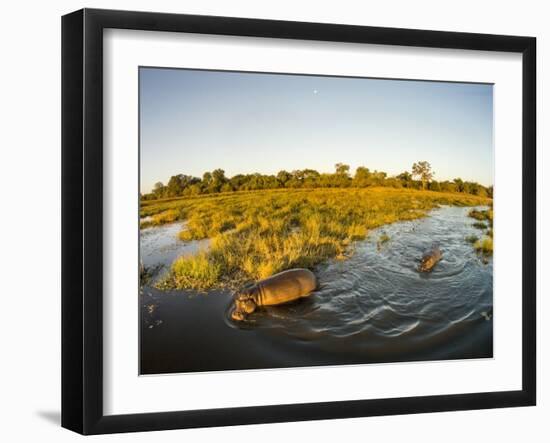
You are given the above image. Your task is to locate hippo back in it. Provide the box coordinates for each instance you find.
[256,268,317,306]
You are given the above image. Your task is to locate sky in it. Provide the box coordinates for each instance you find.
[139,67,493,193]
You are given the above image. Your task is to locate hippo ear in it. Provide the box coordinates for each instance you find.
[239,283,255,297]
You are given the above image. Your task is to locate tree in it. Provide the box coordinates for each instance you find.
[370,170,387,186]
[276,170,292,187]
[428,180,441,192]
[144,161,493,200]
[397,171,413,188]
[220,183,234,193]
[212,169,226,183]
[152,181,165,199]
[302,169,321,187]
[202,171,212,189]
[453,178,464,193]
[167,175,183,196]
[385,177,402,188]
[412,161,434,190]
[440,181,457,193]
[187,183,202,195]
[208,168,227,193]
[331,163,351,187]
[335,163,350,177]
[286,170,304,188]
[353,166,372,187]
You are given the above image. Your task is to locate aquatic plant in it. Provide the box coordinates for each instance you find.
[468,208,493,224]
[472,222,487,229]
[465,235,478,244]
[474,236,493,256]
[466,209,493,257]
[140,264,151,286]
[378,233,391,244]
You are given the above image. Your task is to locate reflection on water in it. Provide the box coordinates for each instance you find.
[140,205,493,374]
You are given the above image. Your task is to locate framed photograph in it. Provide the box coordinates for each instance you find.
[62,8,536,435]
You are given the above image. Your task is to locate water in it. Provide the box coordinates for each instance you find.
[140,206,493,374]
[140,221,209,282]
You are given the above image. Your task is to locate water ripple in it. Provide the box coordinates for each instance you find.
[247,205,493,351]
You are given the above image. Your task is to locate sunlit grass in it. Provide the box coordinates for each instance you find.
[143,188,492,289]
[163,251,221,290]
[468,209,491,221]
[474,237,493,256]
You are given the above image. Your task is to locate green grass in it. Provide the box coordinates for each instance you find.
[142,187,492,290]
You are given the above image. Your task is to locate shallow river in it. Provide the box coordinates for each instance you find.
[140,205,493,374]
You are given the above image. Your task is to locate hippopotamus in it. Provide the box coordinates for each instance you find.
[419,247,442,272]
[231,268,317,321]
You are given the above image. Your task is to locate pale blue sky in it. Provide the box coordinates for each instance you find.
[140,67,493,193]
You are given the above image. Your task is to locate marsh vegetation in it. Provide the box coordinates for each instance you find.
[141,187,491,290]
[467,208,494,256]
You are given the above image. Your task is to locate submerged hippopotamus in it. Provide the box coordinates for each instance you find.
[231,268,317,321]
[419,247,442,272]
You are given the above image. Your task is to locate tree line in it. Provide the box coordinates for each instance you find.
[141,161,493,200]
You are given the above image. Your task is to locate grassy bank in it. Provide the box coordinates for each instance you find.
[141,187,491,290]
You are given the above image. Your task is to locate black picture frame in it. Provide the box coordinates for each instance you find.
[62,8,536,435]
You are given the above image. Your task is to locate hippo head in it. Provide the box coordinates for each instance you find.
[419,247,442,272]
[231,286,258,321]
[419,257,433,272]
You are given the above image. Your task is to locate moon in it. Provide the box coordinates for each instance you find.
[313,89,318,94]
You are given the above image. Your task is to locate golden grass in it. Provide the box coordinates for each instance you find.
[474,237,493,256]
[165,252,221,290]
[143,188,492,290]
[468,208,493,223]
